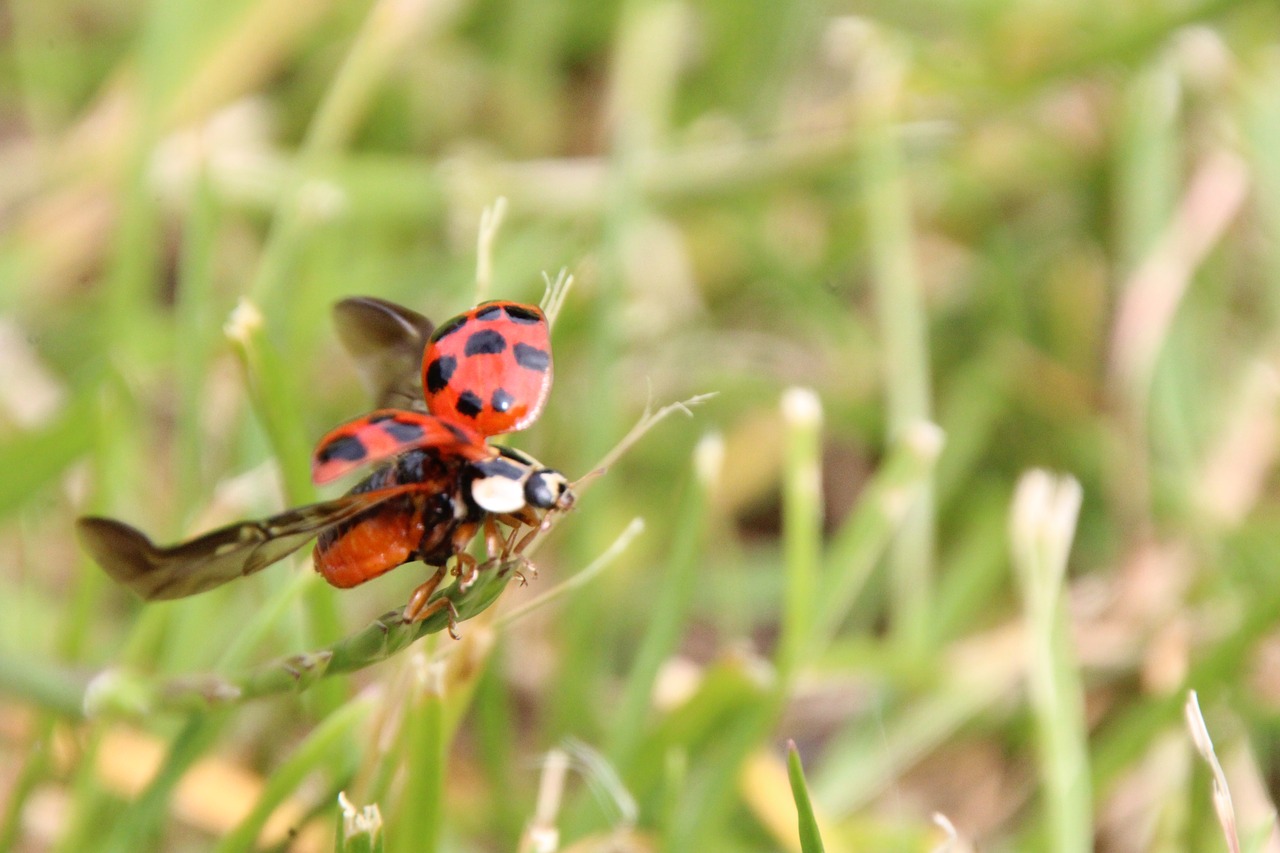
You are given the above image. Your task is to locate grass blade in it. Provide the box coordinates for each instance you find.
[786,741,826,853]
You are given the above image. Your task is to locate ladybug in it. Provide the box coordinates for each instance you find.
[77,296,575,635]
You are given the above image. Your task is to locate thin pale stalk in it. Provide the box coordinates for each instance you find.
[518,748,569,853]
[1010,470,1090,853]
[173,173,222,514]
[584,393,717,487]
[852,29,935,657]
[225,299,346,710]
[779,389,822,681]
[1185,691,1242,853]
[492,518,645,630]
[190,122,937,224]
[224,299,314,506]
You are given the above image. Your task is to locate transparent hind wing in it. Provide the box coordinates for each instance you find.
[77,485,425,600]
[333,296,434,411]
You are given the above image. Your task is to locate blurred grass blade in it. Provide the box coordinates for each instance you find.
[172,175,223,508]
[224,297,346,710]
[779,388,822,681]
[1114,59,1179,276]
[0,652,87,718]
[0,718,53,851]
[667,702,778,851]
[223,298,314,506]
[495,518,645,628]
[1010,470,1090,853]
[474,196,507,304]
[215,566,317,671]
[1246,56,1280,313]
[812,421,944,656]
[248,0,456,312]
[814,674,1006,813]
[608,434,719,767]
[518,748,568,853]
[98,715,225,852]
[1184,691,1241,853]
[392,657,446,853]
[0,393,94,520]
[214,697,373,853]
[848,22,935,657]
[786,742,825,853]
[1109,150,1249,412]
[625,657,774,798]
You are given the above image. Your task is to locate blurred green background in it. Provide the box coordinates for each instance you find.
[3,0,1280,850]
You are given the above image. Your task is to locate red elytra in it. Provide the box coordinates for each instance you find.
[311,409,489,485]
[422,301,552,437]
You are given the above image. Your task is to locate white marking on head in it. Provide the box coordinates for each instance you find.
[472,474,527,514]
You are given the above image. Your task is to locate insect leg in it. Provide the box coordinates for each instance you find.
[454,552,480,592]
[482,515,505,560]
[404,566,460,639]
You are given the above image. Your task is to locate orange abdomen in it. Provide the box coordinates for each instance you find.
[313,510,425,588]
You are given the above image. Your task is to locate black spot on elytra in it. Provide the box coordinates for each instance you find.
[425,355,456,393]
[379,418,425,442]
[456,390,484,418]
[465,329,507,356]
[491,388,514,413]
[318,435,366,463]
[430,314,467,342]
[513,343,549,373]
[503,304,541,323]
[474,303,504,321]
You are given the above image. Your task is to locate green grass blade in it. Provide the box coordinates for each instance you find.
[0,392,94,519]
[779,388,823,681]
[786,741,826,853]
[854,28,936,658]
[392,658,446,853]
